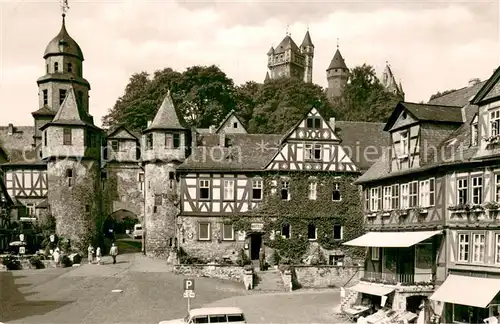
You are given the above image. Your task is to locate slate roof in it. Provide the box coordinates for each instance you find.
[327,49,348,70]
[384,102,463,131]
[146,91,186,131]
[31,106,57,117]
[274,35,300,54]
[301,31,314,47]
[106,125,140,140]
[471,67,500,105]
[428,81,486,107]
[44,14,84,60]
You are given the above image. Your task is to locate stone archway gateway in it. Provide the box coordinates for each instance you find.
[104,209,139,236]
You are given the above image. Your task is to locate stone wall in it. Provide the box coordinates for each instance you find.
[47,159,100,251]
[144,162,179,258]
[174,264,246,283]
[293,265,363,288]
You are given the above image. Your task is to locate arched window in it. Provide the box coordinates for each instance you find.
[54,62,59,72]
[68,63,73,73]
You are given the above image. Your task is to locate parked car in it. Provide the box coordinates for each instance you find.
[132,224,143,239]
[159,307,246,324]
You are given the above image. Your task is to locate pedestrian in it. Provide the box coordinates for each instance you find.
[53,246,61,265]
[95,246,102,265]
[87,244,94,264]
[109,243,118,264]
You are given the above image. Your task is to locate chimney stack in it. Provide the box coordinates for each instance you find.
[329,117,336,130]
[209,125,215,133]
[191,127,197,149]
[468,78,481,87]
[219,131,226,147]
[7,123,13,135]
[147,120,152,127]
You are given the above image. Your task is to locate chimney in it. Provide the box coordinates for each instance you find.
[209,125,215,134]
[7,123,13,135]
[219,131,226,147]
[147,120,152,127]
[191,127,197,149]
[468,78,481,87]
[329,117,336,130]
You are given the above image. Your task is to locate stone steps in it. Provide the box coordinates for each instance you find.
[253,270,287,292]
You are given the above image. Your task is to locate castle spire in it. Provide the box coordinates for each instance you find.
[301,29,314,48]
[337,38,339,49]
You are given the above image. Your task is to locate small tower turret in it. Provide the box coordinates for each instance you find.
[382,61,404,99]
[266,30,305,81]
[300,29,314,83]
[326,41,349,101]
[142,91,188,257]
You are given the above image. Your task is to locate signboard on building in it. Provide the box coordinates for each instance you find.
[250,223,263,231]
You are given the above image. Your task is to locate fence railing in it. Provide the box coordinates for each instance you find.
[363,271,433,284]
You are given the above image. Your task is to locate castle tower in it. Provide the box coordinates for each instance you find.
[142,91,188,258]
[32,13,91,147]
[40,84,102,251]
[300,30,314,83]
[382,61,404,99]
[267,32,305,81]
[326,44,349,101]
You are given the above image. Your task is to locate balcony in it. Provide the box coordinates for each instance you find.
[363,271,433,285]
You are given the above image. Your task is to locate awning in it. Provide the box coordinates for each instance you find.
[349,282,395,296]
[430,274,500,308]
[343,230,442,247]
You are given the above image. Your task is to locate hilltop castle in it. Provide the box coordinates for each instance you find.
[265,31,405,101]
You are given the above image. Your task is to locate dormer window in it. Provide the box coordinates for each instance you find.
[165,134,173,148]
[146,134,153,150]
[111,140,119,152]
[63,128,72,145]
[67,63,73,73]
[306,117,321,129]
[173,134,180,148]
[54,62,59,72]
[400,131,409,157]
[490,109,500,137]
[42,90,48,106]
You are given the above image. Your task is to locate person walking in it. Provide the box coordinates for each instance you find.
[109,243,118,264]
[87,244,94,264]
[95,246,102,265]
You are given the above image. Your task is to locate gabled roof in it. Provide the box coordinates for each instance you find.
[40,87,99,131]
[215,110,246,133]
[471,66,500,105]
[146,91,186,132]
[300,31,314,48]
[428,81,486,107]
[107,125,140,140]
[279,107,339,144]
[274,35,300,54]
[31,106,57,117]
[327,49,348,71]
[383,102,463,131]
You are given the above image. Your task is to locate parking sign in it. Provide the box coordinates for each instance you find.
[19,247,25,254]
[184,279,195,292]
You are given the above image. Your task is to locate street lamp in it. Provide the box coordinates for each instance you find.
[176,217,183,253]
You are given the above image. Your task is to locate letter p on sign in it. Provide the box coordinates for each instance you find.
[184,279,195,291]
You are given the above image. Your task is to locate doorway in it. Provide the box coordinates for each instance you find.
[249,233,262,260]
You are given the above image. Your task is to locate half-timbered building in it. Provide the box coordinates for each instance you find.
[175,107,388,265]
[343,72,500,322]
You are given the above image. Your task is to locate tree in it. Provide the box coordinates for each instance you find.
[332,64,401,123]
[247,77,333,134]
[429,89,457,101]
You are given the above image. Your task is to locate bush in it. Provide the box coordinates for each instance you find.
[310,247,326,265]
[271,250,281,266]
[61,255,72,268]
[178,247,207,264]
[236,249,251,266]
[29,255,45,269]
[1,255,21,270]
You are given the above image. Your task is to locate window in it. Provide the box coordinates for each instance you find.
[67,63,72,73]
[370,187,381,212]
[453,304,488,324]
[198,223,210,241]
[364,189,370,211]
[26,203,35,216]
[429,178,435,206]
[111,140,119,152]
[458,233,469,262]
[371,247,380,261]
[306,117,321,129]
[400,183,409,209]
[252,179,262,200]
[222,223,234,240]
[391,184,399,209]
[281,181,289,200]
[42,89,48,106]
[43,131,47,146]
[173,134,180,148]
[472,233,485,263]
[146,133,153,150]
[329,255,345,266]
[383,186,392,210]
[307,223,317,240]
[66,168,73,187]
[496,174,500,203]
[227,314,245,322]
[85,205,90,213]
[491,109,500,137]
[282,223,290,239]
[419,180,431,207]
[400,131,409,156]
[223,179,234,200]
[308,182,317,200]
[59,89,66,105]
[192,315,209,323]
[154,194,162,206]
[409,181,418,207]
[457,179,468,204]
[199,179,210,200]
[496,234,500,264]
[305,144,322,161]
[333,225,343,240]
[332,183,341,201]
[471,123,478,146]
[233,122,238,128]
[165,134,173,148]
[138,173,144,191]
[472,176,483,205]
[209,315,227,323]
[62,128,72,145]
[54,62,59,72]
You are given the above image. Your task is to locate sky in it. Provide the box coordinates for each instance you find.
[0,0,499,128]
